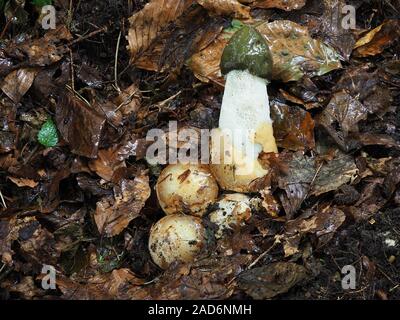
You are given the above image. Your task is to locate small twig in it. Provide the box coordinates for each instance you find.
[114,91,140,112]
[0,189,7,209]
[65,84,91,106]
[247,241,278,270]
[114,31,122,93]
[69,49,75,93]
[65,26,108,48]
[157,90,182,107]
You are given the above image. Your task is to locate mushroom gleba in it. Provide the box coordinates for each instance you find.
[210,25,277,193]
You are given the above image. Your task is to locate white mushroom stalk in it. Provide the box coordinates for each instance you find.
[210,25,277,193]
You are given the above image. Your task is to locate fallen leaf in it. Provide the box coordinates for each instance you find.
[189,20,342,83]
[277,149,357,216]
[197,0,252,20]
[237,262,307,299]
[334,64,393,116]
[95,175,151,237]
[283,206,346,255]
[134,5,224,72]
[188,31,227,84]
[257,20,342,82]
[8,176,38,188]
[148,253,251,299]
[127,0,194,61]
[354,20,400,57]
[5,25,72,66]
[1,68,38,103]
[317,90,368,139]
[113,84,142,117]
[270,100,315,151]
[55,92,106,159]
[88,147,127,182]
[357,133,400,149]
[251,0,306,11]
[310,0,356,60]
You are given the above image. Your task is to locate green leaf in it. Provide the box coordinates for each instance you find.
[31,0,52,7]
[38,119,58,147]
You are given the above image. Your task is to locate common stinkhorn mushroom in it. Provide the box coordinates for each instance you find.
[210,25,277,193]
[148,214,206,269]
[156,163,219,217]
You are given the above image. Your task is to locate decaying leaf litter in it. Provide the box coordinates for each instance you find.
[0,0,399,300]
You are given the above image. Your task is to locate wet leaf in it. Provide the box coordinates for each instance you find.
[257,20,342,82]
[0,68,38,103]
[251,0,306,11]
[334,64,393,116]
[127,0,194,61]
[237,262,307,299]
[309,0,356,60]
[188,31,227,84]
[270,100,315,151]
[283,206,346,255]
[148,253,251,299]
[197,0,252,20]
[37,119,58,147]
[317,90,368,139]
[134,5,224,73]
[189,20,342,83]
[5,25,72,66]
[354,20,400,57]
[7,176,38,188]
[55,92,106,159]
[94,175,151,237]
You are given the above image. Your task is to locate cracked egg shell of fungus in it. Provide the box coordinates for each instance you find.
[209,193,252,239]
[149,214,206,269]
[156,163,219,217]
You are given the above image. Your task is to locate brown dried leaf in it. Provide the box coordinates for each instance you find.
[251,0,306,11]
[95,175,151,237]
[57,268,146,300]
[0,68,38,103]
[134,5,224,73]
[357,133,400,149]
[197,0,252,20]
[55,92,106,159]
[113,84,142,117]
[127,0,194,61]
[188,31,227,84]
[270,101,315,151]
[7,176,38,188]
[354,20,400,57]
[317,90,368,139]
[5,25,72,66]
[334,64,393,116]
[277,150,357,216]
[309,0,356,60]
[148,253,251,299]
[88,147,126,182]
[237,262,307,299]
[283,206,346,256]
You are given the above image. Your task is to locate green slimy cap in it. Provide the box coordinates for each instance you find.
[220,25,273,80]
